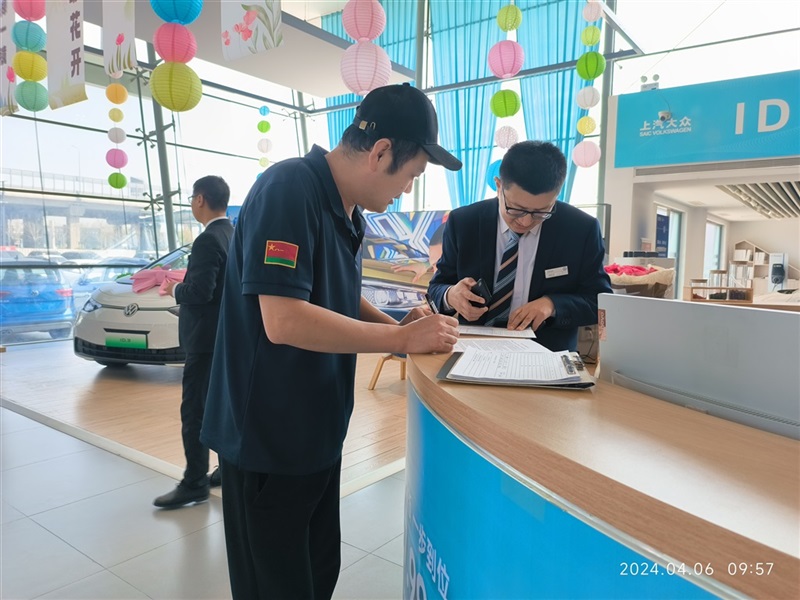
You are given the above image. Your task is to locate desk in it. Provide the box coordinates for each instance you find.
[403,353,799,599]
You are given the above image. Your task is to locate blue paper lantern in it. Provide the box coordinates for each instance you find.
[259,105,270,116]
[149,0,203,26]
[11,20,46,53]
[486,160,502,191]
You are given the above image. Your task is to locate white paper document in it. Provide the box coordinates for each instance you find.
[448,349,581,384]
[453,338,551,353]
[458,325,536,339]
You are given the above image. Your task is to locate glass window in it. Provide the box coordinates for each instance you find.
[703,221,724,278]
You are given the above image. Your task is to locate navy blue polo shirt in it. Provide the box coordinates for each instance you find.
[201,146,365,475]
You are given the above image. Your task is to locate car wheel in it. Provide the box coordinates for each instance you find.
[96,361,128,367]
[49,328,72,339]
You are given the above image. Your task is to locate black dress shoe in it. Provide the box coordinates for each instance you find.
[209,466,221,488]
[153,482,210,509]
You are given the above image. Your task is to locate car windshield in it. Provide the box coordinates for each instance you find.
[143,245,192,272]
[1,264,64,286]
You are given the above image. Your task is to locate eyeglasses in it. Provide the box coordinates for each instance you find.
[499,187,557,220]
[188,194,198,202]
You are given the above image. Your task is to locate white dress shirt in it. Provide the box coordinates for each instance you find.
[494,205,542,313]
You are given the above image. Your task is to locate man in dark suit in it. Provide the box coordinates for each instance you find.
[428,141,612,352]
[154,175,234,508]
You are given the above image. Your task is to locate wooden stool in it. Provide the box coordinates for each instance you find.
[368,353,407,390]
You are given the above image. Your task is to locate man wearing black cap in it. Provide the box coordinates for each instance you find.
[201,83,461,600]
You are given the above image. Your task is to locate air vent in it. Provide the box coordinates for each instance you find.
[717,182,800,219]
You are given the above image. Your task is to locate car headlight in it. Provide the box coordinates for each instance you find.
[167,306,180,316]
[82,298,102,313]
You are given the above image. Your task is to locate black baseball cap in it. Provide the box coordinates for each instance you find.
[352,83,462,171]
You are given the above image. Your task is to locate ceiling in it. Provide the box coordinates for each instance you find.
[82,0,413,98]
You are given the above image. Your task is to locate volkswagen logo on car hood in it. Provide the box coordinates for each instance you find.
[123,303,139,317]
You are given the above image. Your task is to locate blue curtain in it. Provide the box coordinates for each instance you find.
[321,1,418,211]
[516,0,601,203]
[429,0,505,207]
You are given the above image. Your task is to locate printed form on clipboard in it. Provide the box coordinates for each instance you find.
[437,348,595,389]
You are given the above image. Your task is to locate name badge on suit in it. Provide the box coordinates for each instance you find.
[545,266,569,279]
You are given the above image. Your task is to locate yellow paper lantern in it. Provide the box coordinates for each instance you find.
[12,51,47,82]
[149,62,202,112]
[259,157,270,168]
[581,25,601,47]
[106,83,128,104]
[577,116,597,135]
[108,108,124,122]
[497,5,522,32]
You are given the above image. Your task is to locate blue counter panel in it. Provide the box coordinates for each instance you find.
[404,387,715,599]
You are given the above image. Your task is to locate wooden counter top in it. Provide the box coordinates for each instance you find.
[408,353,800,599]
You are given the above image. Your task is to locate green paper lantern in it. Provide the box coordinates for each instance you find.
[259,157,270,168]
[12,51,47,82]
[149,62,203,112]
[490,90,521,118]
[576,51,606,81]
[15,80,48,112]
[257,120,271,133]
[497,5,522,32]
[581,25,601,47]
[108,172,128,189]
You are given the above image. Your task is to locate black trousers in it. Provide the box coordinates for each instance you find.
[180,352,213,486]
[219,457,342,600]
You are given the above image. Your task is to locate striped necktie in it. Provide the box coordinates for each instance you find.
[485,230,520,326]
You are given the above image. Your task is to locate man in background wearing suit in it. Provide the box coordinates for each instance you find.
[154,175,234,508]
[428,141,612,352]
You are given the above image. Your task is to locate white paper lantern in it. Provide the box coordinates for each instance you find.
[576,86,601,109]
[494,126,519,149]
[340,41,391,96]
[583,2,603,22]
[572,140,602,168]
[108,127,127,144]
[257,138,273,154]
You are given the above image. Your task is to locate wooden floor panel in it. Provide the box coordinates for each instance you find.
[0,340,408,486]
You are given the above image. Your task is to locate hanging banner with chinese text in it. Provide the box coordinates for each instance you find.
[0,0,18,116]
[102,0,136,75]
[221,0,284,61]
[46,0,88,109]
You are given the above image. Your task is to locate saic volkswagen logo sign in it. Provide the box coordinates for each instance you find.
[123,303,139,317]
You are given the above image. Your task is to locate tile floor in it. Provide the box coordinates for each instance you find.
[1,407,406,599]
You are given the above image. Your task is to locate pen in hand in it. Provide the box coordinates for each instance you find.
[424,293,439,314]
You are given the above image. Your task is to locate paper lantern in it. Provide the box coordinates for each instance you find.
[577,116,597,135]
[109,108,124,122]
[15,80,47,111]
[12,51,46,82]
[494,126,518,149]
[106,83,128,104]
[154,23,197,63]
[108,127,127,143]
[259,105,270,116]
[108,172,128,189]
[150,0,203,26]
[11,20,46,52]
[576,51,606,81]
[342,0,386,42]
[581,25,601,47]
[496,5,522,32]
[13,0,45,21]
[583,2,604,23]
[257,120,271,133]
[490,90,521,118]
[259,157,270,168]
[488,41,524,79]
[572,140,602,168]
[257,138,273,154]
[149,62,203,112]
[576,86,600,109]
[486,160,502,191]
[340,41,391,96]
[106,148,129,169]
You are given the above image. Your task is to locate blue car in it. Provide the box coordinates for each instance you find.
[0,259,76,339]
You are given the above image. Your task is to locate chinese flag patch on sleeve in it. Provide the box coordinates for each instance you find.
[264,240,299,268]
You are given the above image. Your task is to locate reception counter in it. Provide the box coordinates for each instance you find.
[402,353,799,599]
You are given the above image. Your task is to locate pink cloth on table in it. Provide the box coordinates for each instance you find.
[604,263,657,276]
[130,267,186,295]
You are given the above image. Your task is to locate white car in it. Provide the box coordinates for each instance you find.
[73,245,190,366]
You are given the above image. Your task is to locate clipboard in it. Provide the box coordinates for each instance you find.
[436,351,595,389]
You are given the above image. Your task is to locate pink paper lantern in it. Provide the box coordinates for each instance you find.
[106,148,129,169]
[13,0,45,21]
[572,140,602,168]
[342,0,386,42]
[583,2,604,23]
[340,41,391,96]
[488,40,524,79]
[494,126,519,149]
[154,23,197,64]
